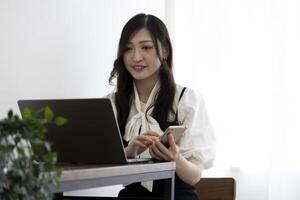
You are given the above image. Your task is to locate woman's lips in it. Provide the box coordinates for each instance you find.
[132,65,146,72]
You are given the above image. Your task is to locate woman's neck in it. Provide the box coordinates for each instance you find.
[135,77,159,104]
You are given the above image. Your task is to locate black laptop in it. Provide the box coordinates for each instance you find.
[17,98,152,164]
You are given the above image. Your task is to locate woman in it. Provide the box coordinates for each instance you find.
[108,13,215,200]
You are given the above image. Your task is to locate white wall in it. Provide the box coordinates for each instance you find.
[173,0,300,200]
[0,0,166,117]
[0,0,166,197]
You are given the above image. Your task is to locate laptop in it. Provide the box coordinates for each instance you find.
[17,98,152,164]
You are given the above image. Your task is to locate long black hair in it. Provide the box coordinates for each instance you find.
[109,13,177,135]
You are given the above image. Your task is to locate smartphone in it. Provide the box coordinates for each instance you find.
[160,125,187,147]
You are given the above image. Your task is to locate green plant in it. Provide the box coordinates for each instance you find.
[0,107,67,200]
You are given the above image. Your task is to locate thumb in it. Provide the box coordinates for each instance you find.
[168,134,176,150]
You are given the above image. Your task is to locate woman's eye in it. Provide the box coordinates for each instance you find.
[125,47,133,51]
[142,46,153,50]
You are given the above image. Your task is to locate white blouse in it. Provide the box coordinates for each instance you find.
[107,80,216,170]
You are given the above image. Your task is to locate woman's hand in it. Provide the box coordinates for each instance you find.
[150,134,202,185]
[125,131,160,158]
[149,133,180,162]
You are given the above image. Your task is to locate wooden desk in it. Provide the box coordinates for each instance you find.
[52,161,176,200]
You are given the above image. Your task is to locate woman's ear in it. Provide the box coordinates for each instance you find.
[158,41,169,59]
[162,46,169,59]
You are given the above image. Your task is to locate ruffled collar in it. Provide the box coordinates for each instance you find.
[124,80,163,142]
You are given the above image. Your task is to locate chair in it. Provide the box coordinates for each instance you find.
[194,178,236,200]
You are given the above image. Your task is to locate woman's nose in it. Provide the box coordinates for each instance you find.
[132,49,143,62]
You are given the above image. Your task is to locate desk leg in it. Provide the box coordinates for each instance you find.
[162,171,175,200]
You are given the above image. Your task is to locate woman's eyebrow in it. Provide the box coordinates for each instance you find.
[139,40,153,44]
[127,40,153,44]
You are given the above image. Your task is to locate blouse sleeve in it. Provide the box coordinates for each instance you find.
[177,88,216,170]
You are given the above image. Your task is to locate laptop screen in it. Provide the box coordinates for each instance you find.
[18,98,128,164]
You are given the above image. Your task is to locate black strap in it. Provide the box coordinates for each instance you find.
[175,87,187,123]
[178,87,187,103]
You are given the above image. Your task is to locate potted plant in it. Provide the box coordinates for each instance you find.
[0,107,67,200]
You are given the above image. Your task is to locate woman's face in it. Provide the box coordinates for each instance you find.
[123,28,163,83]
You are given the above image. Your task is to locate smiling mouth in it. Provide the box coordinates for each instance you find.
[132,65,146,71]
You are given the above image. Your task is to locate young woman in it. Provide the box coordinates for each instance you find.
[108,13,216,200]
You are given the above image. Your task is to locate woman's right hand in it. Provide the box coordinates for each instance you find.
[125,131,160,158]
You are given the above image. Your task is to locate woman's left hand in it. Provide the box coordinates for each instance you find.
[150,133,202,186]
[149,133,180,162]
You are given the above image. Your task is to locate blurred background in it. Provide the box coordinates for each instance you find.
[1,0,299,199]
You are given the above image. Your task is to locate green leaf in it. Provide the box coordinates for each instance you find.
[38,126,47,135]
[0,145,14,153]
[8,110,13,119]
[22,107,31,119]
[0,107,63,199]
[44,106,54,121]
[54,117,67,126]
[44,142,51,152]
[44,152,57,164]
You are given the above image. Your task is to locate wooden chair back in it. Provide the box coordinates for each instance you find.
[194,177,236,200]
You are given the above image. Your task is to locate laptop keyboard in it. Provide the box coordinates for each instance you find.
[127,158,153,163]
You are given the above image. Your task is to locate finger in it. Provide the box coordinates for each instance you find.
[132,140,148,148]
[136,135,153,142]
[149,147,159,160]
[154,138,170,154]
[166,134,180,161]
[148,135,160,141]
[168,134,177,151]
[151,142,169,161]
[143,131,161,137]
[145,135,160,145]
[149,147,157,159]
[136,135,154,146]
